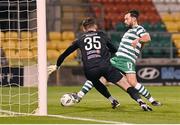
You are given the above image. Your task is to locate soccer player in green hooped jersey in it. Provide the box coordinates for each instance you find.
[72,10,161,106]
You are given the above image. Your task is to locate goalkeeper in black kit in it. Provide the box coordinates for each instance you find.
[48,17,152,111]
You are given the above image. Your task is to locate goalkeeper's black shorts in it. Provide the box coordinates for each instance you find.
[84,64,123,84]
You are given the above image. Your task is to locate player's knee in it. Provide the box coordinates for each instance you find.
[99,77,108,86]
[116,76,131,91]
[127,77,137,87]
[128,80,136,87]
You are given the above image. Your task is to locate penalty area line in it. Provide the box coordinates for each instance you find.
[48,114,130,124]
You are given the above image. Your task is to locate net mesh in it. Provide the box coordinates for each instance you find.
[0,0,38,116]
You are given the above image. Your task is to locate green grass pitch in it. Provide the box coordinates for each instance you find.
[0,86,180,124]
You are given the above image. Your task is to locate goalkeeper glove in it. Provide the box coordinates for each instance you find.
[48,65,59,75]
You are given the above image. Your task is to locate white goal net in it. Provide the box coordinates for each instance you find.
[0,0,47,116]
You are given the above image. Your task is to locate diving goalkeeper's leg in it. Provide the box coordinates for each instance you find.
[92,79,120,109]
[71,77,111,100]
[72,78,111,102]
[72,79,120,109]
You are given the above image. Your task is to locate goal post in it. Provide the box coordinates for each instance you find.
[37,0,47,116]
[0,0,47,116]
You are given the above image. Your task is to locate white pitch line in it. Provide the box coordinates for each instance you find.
[0,109,131,124]
[48,114,130,124]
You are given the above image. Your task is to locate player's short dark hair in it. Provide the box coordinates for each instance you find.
[82,17,96,29]
[128,10,140,18]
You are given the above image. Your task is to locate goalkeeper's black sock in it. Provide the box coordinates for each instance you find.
[93,80,111,99]
[78,80,117,103]
[127,87,141,102]
[77,80,93,98]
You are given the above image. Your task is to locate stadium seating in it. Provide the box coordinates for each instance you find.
[21,31,32,40]
[19,41,30,49]
[18,50,33,59]
[93,0,180,58]
[47,49,60,60]
[32,48,37,56]
[172,34,180,41]
[56,40,72,50]
[2,0,180,62]
[30,40,37,49]
[0,31,38,66]
[5,31,18,41]
[155,0,180,57]
[113,22,171,58]
[109,32,122,49]
[62,31,75,41]
[114,22,127,32]
[152,22,166,31]
[164,22,178,32]
[172,33,180,56]
[88,0,179,58]
[4,50,17,59]
[89,0,161,30]
[0,32,5,41]
[47,41,57,50]
[2,40,17,49]
[139,36,170,58]
[47,31,77,64]
[172,12,180,22]
[32,32,37,41]
[49,32,61,41]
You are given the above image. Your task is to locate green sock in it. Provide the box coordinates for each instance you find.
[135,83,154,102]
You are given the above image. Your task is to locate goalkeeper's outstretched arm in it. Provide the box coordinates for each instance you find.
[48,41,78,75]
[56,42,78,67]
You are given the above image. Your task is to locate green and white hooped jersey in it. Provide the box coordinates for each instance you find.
[115,25,148,63]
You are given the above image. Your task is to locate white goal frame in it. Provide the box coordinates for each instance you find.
[0,0,47,116]
[37,0,47,116]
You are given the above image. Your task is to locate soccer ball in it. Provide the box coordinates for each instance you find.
[60,93,75,106]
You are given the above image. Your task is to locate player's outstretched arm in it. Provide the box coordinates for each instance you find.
[56,42,78,67]
[132,33,151,48]
[48,42,78,76]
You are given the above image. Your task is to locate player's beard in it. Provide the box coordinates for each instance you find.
[125,24,132,29]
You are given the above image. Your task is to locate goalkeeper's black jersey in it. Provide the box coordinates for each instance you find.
[56,30,117,70]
